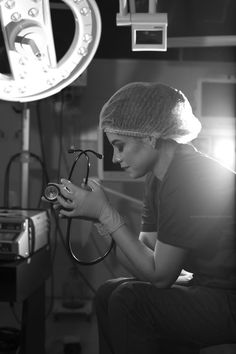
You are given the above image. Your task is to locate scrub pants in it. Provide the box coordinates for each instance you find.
[94,277,236,354]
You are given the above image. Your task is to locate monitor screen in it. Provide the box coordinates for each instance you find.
[135,29,163,45]
[197,77,236,120]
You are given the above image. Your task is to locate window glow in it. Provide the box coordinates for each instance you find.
[212,138,235,170]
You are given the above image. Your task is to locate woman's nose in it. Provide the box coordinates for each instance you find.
[112,152,121,164]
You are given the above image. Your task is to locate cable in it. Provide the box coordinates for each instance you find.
[3,151,47,208]
[66,217,115,266]
[90,227,117,278]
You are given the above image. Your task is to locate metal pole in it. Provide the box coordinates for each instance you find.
[21,103,30,208]
[119,0,128,15]
[149,0,157,13]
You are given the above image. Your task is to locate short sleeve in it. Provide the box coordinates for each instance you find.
[140,173,160,232]
[157,153,235,251]
[158,182,199,249]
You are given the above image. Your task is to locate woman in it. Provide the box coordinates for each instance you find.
[54,82,236,354]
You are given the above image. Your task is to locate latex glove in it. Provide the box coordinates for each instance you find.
[175,270,193,285]
[57,178,125,234]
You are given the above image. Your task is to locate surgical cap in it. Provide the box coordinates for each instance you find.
[99,82,202,143]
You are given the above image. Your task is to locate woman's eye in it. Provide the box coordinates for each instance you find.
[114,144,124,152]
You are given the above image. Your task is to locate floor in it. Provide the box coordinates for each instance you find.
[0,299,99,354]
[46,299,99,354]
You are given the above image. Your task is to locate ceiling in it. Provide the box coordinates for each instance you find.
[50,0,236,60]
[94,0,236,37]
[0,0,235,72]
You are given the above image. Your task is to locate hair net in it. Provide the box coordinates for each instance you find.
[99,82,202,143]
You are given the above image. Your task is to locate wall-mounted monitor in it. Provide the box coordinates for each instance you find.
[132,24,167,52]
[195,76,236,126]
[131,13,168,52]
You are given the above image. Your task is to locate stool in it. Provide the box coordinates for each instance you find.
[200,343,236,354]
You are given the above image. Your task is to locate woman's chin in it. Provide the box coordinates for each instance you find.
[128,169,145,179]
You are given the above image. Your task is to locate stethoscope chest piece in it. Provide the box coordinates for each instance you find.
[44,183,60,202]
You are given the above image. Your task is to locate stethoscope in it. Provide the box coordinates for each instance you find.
[44,148,115,265]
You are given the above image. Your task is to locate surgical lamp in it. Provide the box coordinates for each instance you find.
[117,0,167,51]
[0,0,101,102]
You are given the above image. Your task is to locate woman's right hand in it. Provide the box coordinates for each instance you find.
[54,178,109,221]
[57,178,125,234]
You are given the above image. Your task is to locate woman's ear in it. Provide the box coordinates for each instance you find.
[144,136,161,149]
[150,137,158,149]
[144,136,158,149]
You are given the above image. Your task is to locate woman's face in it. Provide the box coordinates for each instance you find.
[106,132,158,179]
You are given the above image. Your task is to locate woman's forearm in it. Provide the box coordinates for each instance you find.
[114,245,149,279]
[110,224,156,281]
[94,223,148,279]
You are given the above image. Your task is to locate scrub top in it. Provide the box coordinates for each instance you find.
[141,144,236,289]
